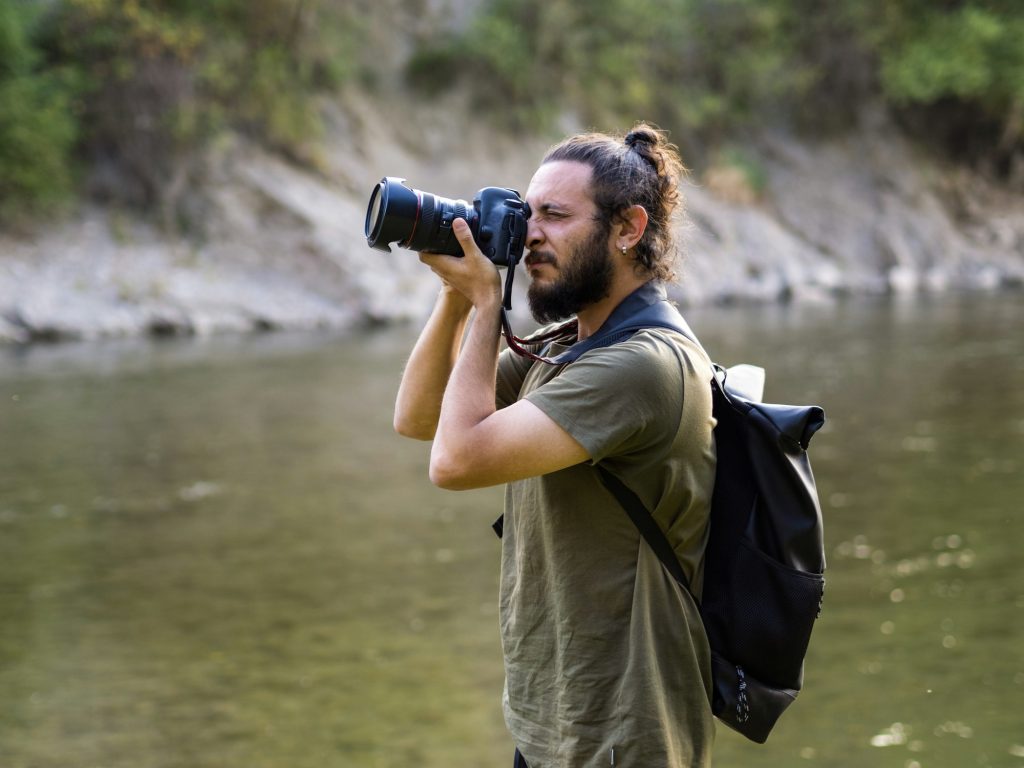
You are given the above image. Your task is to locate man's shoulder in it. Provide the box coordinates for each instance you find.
[523,320,575,341]
[534,332,689,409]
[582,326,710,371]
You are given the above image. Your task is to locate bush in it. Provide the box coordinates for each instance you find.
[408,0,837,144]
[0,0,363,217]
[848,1,1024,173]
[410,0,1024,177]
[0,3,78,221]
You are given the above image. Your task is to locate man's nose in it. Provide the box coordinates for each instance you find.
[526,219,543,250]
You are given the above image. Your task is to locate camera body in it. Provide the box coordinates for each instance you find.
[365,177,531,267]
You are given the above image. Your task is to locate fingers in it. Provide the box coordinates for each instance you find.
[418,252,457,286]
[416,218,501,309]
[417,217,477,266]
[452,217,476,254]
[419,217,483,274]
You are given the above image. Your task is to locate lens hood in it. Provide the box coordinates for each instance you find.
[365,177,420,252]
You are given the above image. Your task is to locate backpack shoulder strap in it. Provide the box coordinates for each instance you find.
[584,299,706,598]
[549,298,706,365]
[595,465,692,594]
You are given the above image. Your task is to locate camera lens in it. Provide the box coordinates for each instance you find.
[365,177,422,252]
[367,188,383,234]
[364,177,472,256]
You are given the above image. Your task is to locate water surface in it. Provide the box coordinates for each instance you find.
[1,293,1022,767]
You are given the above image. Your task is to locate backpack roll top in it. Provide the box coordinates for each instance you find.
[745,399,826,574]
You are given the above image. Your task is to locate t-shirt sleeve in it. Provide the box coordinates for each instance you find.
[524,335,684,463]
[496,347,533,410]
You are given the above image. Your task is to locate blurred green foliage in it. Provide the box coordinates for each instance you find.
[2,0,1023,220]
[0,3,78,221]
[859,0,1024,169]
[0,0,360,221]
[865,2,1024,108]
[413,0,1024,171]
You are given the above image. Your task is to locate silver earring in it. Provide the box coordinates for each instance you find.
[620,245,628,255]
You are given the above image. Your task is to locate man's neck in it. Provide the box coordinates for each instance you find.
[575,273,651,340]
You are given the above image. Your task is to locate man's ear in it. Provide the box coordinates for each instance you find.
[614,205,649,251]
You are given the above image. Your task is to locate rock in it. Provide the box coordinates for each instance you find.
[0,313,28,343]
[759,121,1024,296]
[0,102,1022,345]
[678,184,846,305]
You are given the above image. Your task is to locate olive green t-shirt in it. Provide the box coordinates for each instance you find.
[495,326,717,768]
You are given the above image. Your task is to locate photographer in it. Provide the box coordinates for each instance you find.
[393,124,717,768]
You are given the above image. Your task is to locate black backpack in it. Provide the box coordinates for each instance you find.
[495,288,827,744]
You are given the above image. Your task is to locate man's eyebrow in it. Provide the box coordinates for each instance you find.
[533,202,567,215]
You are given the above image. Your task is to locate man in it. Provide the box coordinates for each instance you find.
[393,124,717,767]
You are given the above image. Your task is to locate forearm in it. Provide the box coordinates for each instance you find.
[430,297,502,483]
[393,288,472,440]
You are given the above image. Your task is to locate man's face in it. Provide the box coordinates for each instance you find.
[523,161,615,323]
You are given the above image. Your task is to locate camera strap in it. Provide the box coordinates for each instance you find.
[500,308,577,364]
[500,281,689,366]
[498,257,578,364]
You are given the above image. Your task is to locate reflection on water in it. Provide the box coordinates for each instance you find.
[1,294,1022,768]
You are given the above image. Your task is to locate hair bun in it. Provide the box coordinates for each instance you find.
[625,125,658,149]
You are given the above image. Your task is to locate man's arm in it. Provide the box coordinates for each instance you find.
[424,219,590,490]
[393,287,472,441]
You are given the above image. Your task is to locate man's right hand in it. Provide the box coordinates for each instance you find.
[418,218,502,313]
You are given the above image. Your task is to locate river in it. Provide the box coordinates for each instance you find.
[1,292,1022,768]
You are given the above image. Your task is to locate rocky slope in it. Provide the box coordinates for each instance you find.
[1,93,1021,344]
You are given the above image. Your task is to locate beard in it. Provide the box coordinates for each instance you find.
[527,221,615,324]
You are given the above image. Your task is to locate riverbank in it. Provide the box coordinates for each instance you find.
[1,98,1022,345]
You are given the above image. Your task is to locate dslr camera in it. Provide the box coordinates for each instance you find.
[364,177,531,267]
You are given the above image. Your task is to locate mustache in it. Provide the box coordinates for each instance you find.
[525,250,556,268]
